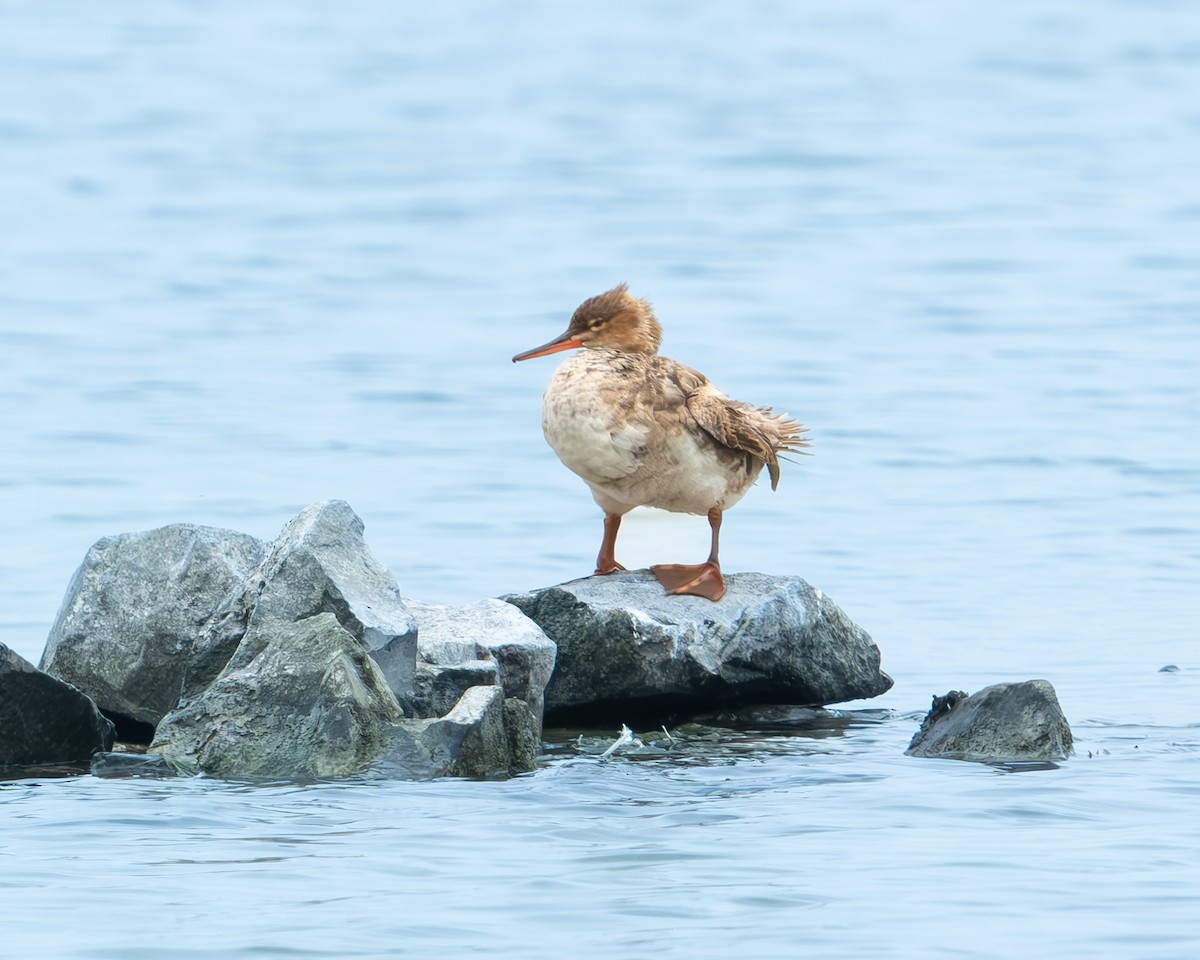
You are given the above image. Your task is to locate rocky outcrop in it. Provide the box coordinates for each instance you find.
[505,570,891,725]
[25,500,543,781]
[905,681,1073,763]
[406,599,556,732]
[2,643,115,766]
[22,498,899,781]
[38,524,266,737]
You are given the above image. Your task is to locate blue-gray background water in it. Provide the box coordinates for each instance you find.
[2,2,1198,957]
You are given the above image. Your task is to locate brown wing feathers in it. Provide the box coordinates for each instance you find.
[686,390,809,491]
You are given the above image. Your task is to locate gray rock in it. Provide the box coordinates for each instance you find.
[38,524,266,734]
[91,751,183,779]
[504,571,891,725]
[501,698,542,772]
[406,599,556,733]
[182,500,418,708]
[28,499,540,782]
[150,612,405,780]
[418,684,510,777]
[376,686,539,779]
[414,659,499,719]
[2,643,115,766]
[905,680,1074,763]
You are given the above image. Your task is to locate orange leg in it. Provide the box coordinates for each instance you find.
[594,513,627,576]
[651,507,727,601]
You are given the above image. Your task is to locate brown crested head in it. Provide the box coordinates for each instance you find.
[565,284,663,354]
[512,283,663,362]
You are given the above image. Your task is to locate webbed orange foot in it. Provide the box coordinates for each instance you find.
[593,560,627,576]
[650,561,726,602]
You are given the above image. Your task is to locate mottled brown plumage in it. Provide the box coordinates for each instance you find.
[513,284,809,601]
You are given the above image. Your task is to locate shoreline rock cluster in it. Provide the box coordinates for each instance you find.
[2,499,1073,782]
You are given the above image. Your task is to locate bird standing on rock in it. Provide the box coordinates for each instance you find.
[512,284,809,602]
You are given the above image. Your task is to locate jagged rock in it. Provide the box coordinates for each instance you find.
[905,680,1073,763]
[38,524,266,736]
[406,599,556,733]
[414,658,499,719]
[1,643,115,766]
[23,499,542,782]
[377,686,539,779]
[150,612,405,780]
[504,571,891,725]
[182,500,418,709]
[417,684,510,777]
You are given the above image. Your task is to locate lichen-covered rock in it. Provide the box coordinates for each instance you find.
[504,571,891,725]
[38,524,266,735]
[406,599,556,734]
[150,612,405,780]
[182,500,418,708]
[2,643,115,766]
[905,680,1073,763]
[500,698,541,772]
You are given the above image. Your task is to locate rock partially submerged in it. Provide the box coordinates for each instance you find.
[91,751,182,779]
[505,570,892,725]
[1,643,115,767]
[905,680,1073,763]
[150,612,407,779]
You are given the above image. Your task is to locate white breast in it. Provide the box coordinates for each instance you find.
[541,353,644,485]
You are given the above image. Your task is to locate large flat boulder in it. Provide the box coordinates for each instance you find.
[38,524,267,736]
[504,571,891,725]
[2,643,115,766]
[905,680,1073,763]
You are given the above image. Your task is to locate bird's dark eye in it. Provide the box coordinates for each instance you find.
[590,318,606,331]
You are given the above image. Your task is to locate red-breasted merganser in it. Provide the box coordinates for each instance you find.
[513,284,809,602]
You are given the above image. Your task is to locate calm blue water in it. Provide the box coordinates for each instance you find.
[2,2,1198,957]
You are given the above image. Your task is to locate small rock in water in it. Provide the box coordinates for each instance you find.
[905,680,1073,764]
